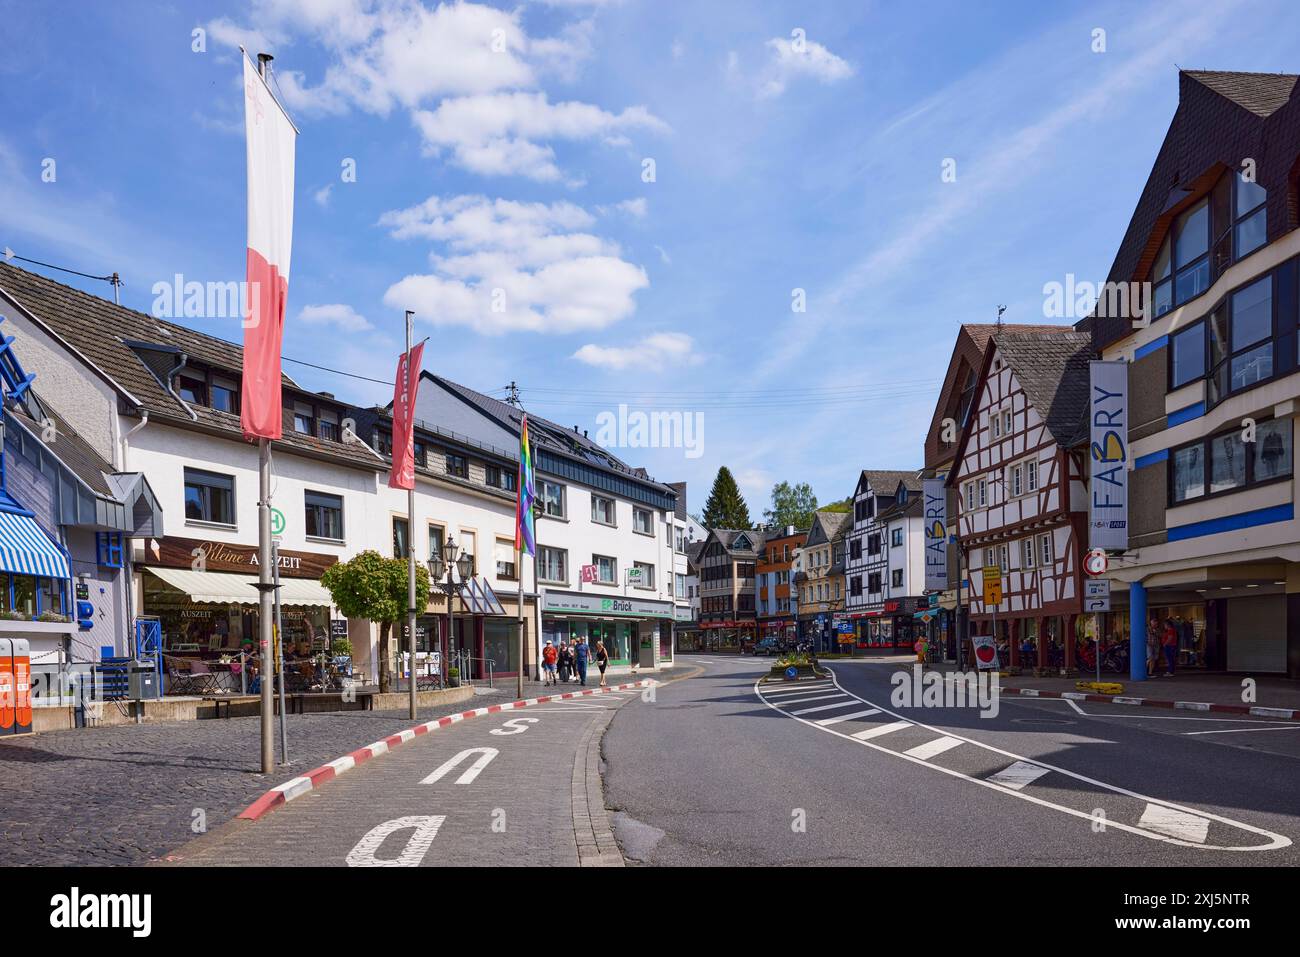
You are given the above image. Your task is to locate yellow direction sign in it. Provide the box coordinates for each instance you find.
[982,564,1003,605]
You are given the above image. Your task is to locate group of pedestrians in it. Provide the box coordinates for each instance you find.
[540,637,611,687]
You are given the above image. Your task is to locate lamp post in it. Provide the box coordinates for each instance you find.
[428,538,474,684]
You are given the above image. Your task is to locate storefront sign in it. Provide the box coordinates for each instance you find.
[673,605,693,622]
[146,536,337,580]
[1088,360,1129,551]
[541,589,673,619]
[972,634,999,670]
[923,477,948,591]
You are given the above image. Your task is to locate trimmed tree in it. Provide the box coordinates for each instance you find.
[320,550,432,693]
[702,466,752,529]
[764,481,818,529]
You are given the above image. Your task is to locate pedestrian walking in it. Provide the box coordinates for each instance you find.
[595,639,609,687]
[1161,618,1178,676]
[559,642,573,683]
[575,637,589,686]
[1146,616,1162,676]
[541,639,558,686]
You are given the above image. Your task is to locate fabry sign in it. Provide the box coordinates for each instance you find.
[923,477,947,591]
[1088,360,1129,551]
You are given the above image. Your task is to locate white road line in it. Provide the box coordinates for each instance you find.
[815,708,880,726]
[904,736,963,761]
[752,670,1292,852]
[790,701,867,716]
[851,721,912,741]
[771,692,847,707]
[1139,803,1210,844]
[762,684,834,697]
[987,761,1051,791]
[1063,698,1085,715]
[1184,724,1300,736]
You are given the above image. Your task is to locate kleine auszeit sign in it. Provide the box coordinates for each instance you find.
[1088,360,1129,551]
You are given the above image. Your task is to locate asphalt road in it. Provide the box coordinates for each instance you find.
[601,655,1300,866]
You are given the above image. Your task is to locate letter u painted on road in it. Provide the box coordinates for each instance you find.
[346,815,446,867]
[422,747,500,785]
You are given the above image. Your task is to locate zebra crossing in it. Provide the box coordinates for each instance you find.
[754,673,1291,853]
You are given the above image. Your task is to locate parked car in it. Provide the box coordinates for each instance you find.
[752,637,781,656]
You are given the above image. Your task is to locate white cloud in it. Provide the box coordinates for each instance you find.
[314,183,334,207]
[379,194,649,335]
[298,302,374,332]
[572,332,697,371]
[598,197,647,218]
[654,244,671,265]
[412,92,667,181]
[757,35,854,99]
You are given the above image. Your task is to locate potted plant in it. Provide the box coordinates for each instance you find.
[447,666,460,688]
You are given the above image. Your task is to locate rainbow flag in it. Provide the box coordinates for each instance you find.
[515,413,536,556]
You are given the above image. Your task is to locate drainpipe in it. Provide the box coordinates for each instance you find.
[120,410,149,472]
[160,354,198,422]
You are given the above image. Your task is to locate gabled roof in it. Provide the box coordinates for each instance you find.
[878,493,923,524]
[854,469,921,497]
[806,509,850,546]
[708,528,761,557]
[1079,70,1300,350]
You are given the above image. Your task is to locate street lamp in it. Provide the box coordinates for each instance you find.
[427,537,475,682]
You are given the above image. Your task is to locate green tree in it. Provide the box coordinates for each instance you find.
[764,481,819,529]
[320,550,431,693]
[702,466,752,529]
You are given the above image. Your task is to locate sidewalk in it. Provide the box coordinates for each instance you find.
[924,662,1300,717]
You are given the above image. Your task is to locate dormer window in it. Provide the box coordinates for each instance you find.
[318,408,340,442]
[293,401,315,435]
[177,374,206,406]
[211,375,238,414]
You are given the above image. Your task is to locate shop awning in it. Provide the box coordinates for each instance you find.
[457,575,506,616]
[0,508,70,578]
[145,566,334,607]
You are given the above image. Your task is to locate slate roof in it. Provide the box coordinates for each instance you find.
[857,470,921,496]
[877,493,923,524]
[994,330,1095,447]
[1183,70,1298,118]
[712,528,762,557]
[0,262,383,472]
[9,393,116,497]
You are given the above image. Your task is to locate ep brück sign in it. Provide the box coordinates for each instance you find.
[1088,360,1128,551]
[923,477,947,591]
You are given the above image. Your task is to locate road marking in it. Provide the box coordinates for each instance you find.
[904,736,963,761]
[421,747,499,785]
[762,683,834,697]
[792,701,869,716]
[490,717,540,736]
[815,708,880,726]
[851,721,911,741]
[1139,804,1210,844]
[1184,724,1300,736]
[1063,698,1085,715]
[772,692,847,706]
[346,815,445,867]
[987,761,1051,791]
[754,672,1291,852]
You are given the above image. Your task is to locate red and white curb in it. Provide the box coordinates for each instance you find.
[1000,686,1299,721]
[239,679,657,821]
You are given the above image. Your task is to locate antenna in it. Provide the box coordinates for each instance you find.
[504,380,522,407]
[3,247,123,303]
[996,304,1007,332]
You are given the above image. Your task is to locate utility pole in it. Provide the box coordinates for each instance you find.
[406,310,418,721]
[256,51,276,776]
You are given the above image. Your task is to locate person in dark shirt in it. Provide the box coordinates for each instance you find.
[574,638,589,686]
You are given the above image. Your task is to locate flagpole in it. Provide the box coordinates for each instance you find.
[256,52,276,777]
[405,311,418,721]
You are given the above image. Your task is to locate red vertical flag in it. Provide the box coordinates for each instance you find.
[389,343,425,490]
[240,52,297,440]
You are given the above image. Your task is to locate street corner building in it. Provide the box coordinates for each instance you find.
[1078,70,1300,678]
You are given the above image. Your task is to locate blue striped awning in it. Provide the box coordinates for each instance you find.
[0,509,71,578]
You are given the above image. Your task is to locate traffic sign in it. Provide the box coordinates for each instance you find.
[271,507,286,536]
[1084,548,1108,576]
[982,564,1002,605]
[1084,579,1111,612]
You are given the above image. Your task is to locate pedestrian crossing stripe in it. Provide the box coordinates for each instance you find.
[815,708,880,726]
[1138,803,1210,844]
[762,684,833,697]
[851,721,911,741]
[772,692,847,706]
[791,701,866,716]
[904,736,963,761]
[986,761,1051,791]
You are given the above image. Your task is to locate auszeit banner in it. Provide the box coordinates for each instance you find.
[923,477,947,591]
[1088,360,1129,551]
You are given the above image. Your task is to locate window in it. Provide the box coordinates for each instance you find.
[1003,410,1013,435]
[676,529,685,552]
[992,412,1001,438]
[445,452,468,479]
[964,481,976,510]
[633,507,654,535]
[376,431,393,455]
[867,533,880,556]
[1000,544,1009,571]
[868,572,881,593]
[411,441,428,469]
[1020,538,1035,568]
[891,528,903,547]
[591,496,617,526]
[1170,322,1206,389]
[977,479,987,507]
[1253,418,1292,483]
[429,525,444,564]
[540,480,566,518]
[1210,431,1246,494]
[891,569,903,588]
[632,561,655,588]
[1229,277,1273,391]
[184,468,235,525]
[318,408,340,442]
[1171,445,1205,503]
[459,531,477,574]
[593,554,617,584]
[1038,534,1053,567]
[1173,198,1210,306]
[1009,464,1023,497]
[177,374,207,406]
[485,464,515,491]
[392,517,409,558]
[676,573,686,598]
[304,490,343,540]
[850,575,862,597]
[1234,171,1267,260]
[539,546,567,583]
[495,538,516,580]
[1026,459,1038,492]
[1171,420,1293,505]
[211,375,238,414]
[850,539,862,561]
[293,401,315,435]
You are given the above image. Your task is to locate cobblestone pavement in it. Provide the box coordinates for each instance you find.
[165,687,647,867]
[0,691,507,867]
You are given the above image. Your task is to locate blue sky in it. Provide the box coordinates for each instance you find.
[2,0,1299,516]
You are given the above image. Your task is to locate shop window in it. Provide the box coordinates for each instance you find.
[1172,420,1290,504]
[539,546,567,583]
[305,490,344,541]
[36,578,62,616]
[184,468,235,525]
[13,575,35,617]
[1171,445,1205,503]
